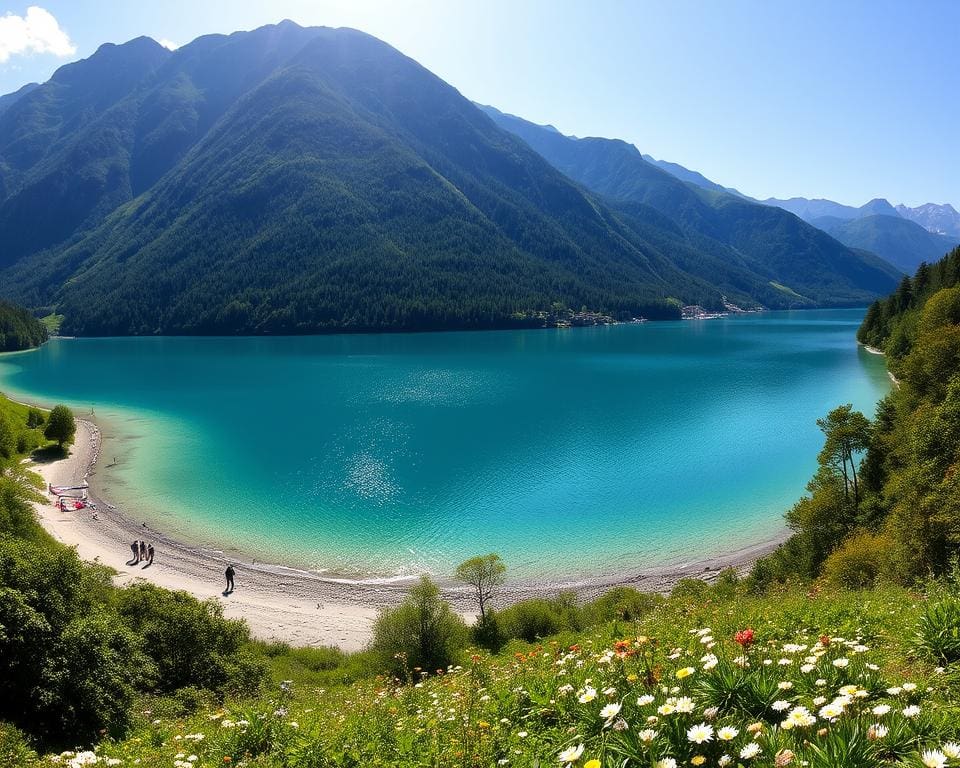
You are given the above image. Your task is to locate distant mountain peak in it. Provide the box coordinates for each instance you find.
[896,202,960,237]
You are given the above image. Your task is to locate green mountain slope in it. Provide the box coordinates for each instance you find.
[0,24,735,333]
[480,106,902,306]
[0,301,47,352]
[811,213,960,273]
[0,23,900,334]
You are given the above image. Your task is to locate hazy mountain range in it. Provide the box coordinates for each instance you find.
[0,23,907,334]
[635,156,959,271]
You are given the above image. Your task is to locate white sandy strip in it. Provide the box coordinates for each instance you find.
[29,420,783,650]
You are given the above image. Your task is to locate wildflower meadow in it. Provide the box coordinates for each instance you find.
[29,585,960,768]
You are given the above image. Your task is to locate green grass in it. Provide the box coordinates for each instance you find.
[35,582,960,768]
[40,313,64,334]
[769,281,807,300]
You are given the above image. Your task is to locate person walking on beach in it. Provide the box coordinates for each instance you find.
[130,540,140,563]
[147,543,155,565]
[224,564,235,594]
[139,540,147,561]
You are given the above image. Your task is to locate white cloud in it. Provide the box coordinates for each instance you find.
[158,38,179,51]
[0,6,76,64]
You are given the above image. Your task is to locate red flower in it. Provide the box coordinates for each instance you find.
[819,635,831,647]
[734,628,755,648]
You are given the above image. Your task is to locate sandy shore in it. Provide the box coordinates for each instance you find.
[30,419,783,650]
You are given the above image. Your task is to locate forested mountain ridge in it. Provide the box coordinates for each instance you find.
[811,214,959,274]
[0,23,899,334]
[0,301,48,352]
[480,105,902,307]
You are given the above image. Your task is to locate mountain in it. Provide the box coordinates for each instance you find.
[858,198,900,218]
[639,154,746,198]
[0,22,753,333]
[480,105,901,306]
[0,23,899,335]
[896,202,960,237]
[0,37,171,259]
[648,155,959,248]
[810,214,960,273]
[0,82,39,116]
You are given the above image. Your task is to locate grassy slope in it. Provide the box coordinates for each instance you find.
[43,582,960,767]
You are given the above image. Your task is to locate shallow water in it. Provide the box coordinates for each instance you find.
[0,309,889,579]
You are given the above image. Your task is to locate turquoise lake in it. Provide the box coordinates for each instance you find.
[0,309,889,581]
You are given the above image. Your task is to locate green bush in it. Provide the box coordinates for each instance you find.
[470,608,506,652]
[670,577,712,601]
[498,594,581,643]
[0,722,38,767]
[370,576,467,677]
[821,531,896,589]
[115,583,267,697]
[581,586,663,624]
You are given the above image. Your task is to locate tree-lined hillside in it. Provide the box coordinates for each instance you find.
[0,301,47,352]
[0,23,900,335]
[480,105,902,308]
[754,245,960,587]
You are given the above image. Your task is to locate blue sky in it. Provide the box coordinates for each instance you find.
[0,0,956,208]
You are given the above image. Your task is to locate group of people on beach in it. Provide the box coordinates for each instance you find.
[130,539,154,566]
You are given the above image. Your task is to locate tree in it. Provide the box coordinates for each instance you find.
[454,553,506,621]
[370,576,467,677]
[44,405,75,448]
[816,405,872,514]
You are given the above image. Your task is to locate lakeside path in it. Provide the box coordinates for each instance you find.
[30,419,783,651]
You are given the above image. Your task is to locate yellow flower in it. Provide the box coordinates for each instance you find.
[477,721,490,729]
[627,674,638,682]
[691,757,707,766]
[676,667,695,679]
[585,761,602,768]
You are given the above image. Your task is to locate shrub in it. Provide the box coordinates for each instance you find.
[0,722,38,767]
[581,586,662,624]
[370,576,467,678]
[821,531,896,589]
[471,608,506,652]
[115,583,267,697]
[498,595,580,642]
[0,476,42,541]
[670,577,712,601]
[170,686,219,716]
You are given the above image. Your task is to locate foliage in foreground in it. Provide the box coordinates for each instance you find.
[0,395,267,751]
[35,583,960,768]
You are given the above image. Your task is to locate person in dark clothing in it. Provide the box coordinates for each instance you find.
[224,564,235,594]
[130,540,140,563]
[147,543,155,565]
[139,540,147,561]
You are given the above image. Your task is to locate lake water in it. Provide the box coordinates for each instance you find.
[0,309,889,580]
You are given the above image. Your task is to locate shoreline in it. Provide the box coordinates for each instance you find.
[28,418,785,650]
[859,341,900,387]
